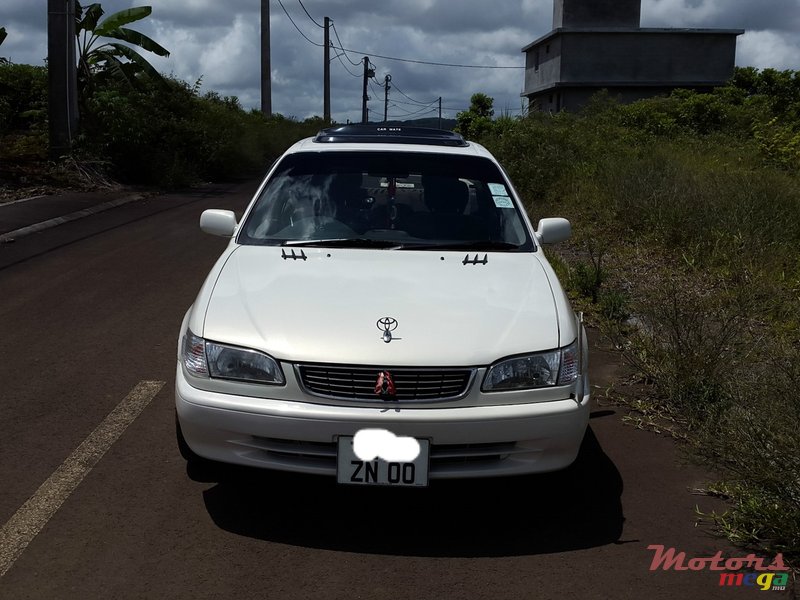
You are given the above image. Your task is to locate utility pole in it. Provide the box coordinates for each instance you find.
[323,17,330,123]
[361,57,374,123]
[383,74,391,122]
[260,0,272,116]
[438,97,442,129]
[47,0,78,158]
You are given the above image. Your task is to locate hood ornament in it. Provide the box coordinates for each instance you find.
[374,370,397,398]
[376,317,400,343]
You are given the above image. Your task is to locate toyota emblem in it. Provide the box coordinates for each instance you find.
[376,317,400,343]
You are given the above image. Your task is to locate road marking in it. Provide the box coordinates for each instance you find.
[0,195,144,244]
[0,195,46,207]
[0,380,165,578]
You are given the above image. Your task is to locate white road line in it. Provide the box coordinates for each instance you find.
[0,194,144,244]
[0,195,46,207]
[0,380,165,579]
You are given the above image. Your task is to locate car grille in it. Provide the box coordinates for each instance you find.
[296,364,474,401]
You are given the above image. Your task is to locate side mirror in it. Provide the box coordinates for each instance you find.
[536,217,571,244]
[200,209,237,237]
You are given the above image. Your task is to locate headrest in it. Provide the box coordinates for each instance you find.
[422,176,468,213]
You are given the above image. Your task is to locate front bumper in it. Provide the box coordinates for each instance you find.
[176,364,590,478]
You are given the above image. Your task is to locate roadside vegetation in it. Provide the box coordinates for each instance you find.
[0,4,322,196]
[471,68,800,564]
[0,59,323,192]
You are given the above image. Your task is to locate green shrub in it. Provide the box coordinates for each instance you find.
[78,77,320,186]
[0,63,48,159]
[0,63,47,134]
[598,289,629,323]
[754,117,800,170]
[570,261,606,303]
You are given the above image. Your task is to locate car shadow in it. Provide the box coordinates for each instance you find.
[198,426,624,557]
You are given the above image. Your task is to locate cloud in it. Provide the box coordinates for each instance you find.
[3,0,537,121]
[3,0,799,123]
[1,22,47,66]
[137,0,257,28]
[642,0,800,31]
[640,0,800,72]
[737,30,800,71]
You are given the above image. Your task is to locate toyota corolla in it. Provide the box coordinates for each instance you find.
[175,125,589,487]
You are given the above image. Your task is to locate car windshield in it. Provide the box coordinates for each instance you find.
[237,151,534,251]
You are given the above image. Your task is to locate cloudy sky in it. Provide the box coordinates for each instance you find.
[3,0,799,123]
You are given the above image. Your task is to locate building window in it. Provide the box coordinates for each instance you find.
[546,44,551,54]
[534,49,540,72]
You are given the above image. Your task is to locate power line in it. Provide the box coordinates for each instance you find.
[329,42,524,69]
[368,77,384,102]
[276,0,323,47]
[390,80,438,106]
[390,98,439,108]
[330,22,361,66]
[388,102,438,118]
[279,8,523,69]
[273,7,524,119]
[296,0,324,28]
[388,107,438,120]
[332,51,361,78]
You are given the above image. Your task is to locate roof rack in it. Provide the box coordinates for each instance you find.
[313,125,468,147]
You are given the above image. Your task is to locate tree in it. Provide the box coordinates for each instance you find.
[75,2,169,95]
[455,93,495,140]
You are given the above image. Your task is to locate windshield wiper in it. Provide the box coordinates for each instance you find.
[282,238,403,249]
[396,240,520,251]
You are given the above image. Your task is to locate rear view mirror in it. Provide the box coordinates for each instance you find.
[200,209,237,237]
[536,218,571,244]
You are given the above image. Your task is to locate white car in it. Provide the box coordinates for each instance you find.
[176,125,589,487]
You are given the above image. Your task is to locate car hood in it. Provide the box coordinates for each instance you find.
[201,246,561,367]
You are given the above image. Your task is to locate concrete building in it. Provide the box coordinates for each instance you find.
[522,0,744,112]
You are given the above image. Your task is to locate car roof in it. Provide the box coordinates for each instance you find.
[283,125,497,161]
[314,125,468,146]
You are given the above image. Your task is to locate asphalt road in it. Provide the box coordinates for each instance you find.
[0,181,789,599]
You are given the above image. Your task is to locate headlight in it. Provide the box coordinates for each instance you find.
[482,340,579,392]
[181,330,284,385]
[206,341,284,384]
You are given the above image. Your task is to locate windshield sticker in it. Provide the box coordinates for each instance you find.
[488,183,507,196]
[493,195,514,208]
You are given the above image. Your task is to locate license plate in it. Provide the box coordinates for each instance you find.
[336,436,429,487]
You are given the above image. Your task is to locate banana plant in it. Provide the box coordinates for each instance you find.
[75,2,169,92]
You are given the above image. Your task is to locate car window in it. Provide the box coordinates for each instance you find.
[237,151,533,250]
